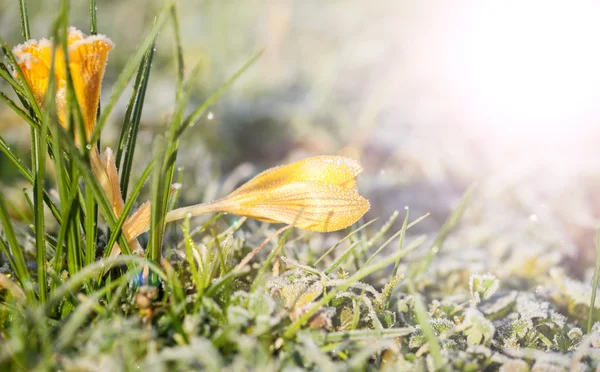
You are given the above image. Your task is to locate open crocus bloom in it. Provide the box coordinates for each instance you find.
[12,27,113,141]
[164,156,371,232]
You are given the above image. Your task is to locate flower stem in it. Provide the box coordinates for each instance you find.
[165,200,224,223]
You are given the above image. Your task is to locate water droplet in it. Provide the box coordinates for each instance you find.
[207,112,214,120]
[86,144,92,150]
[186,213,192,219]
[529,214,538,222]
[404,205,409,210]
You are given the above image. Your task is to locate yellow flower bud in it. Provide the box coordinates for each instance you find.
[166,156,370,232]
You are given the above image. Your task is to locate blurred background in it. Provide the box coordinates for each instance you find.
[1,0,600,281]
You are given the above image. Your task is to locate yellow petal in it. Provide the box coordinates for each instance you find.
[67,27,113,139]
[165,156,370,232]
[122,201,151,245]
[102,147,125,216]
[12,38,54,108]
[228,155,362,197]
[219,180,370,232]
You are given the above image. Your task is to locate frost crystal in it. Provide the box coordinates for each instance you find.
[469,273,499,305]
[463,308,495,345]
[516,293,549,320]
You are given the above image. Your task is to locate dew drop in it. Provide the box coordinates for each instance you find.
[207,112,214,120]
[529,214,538,222]
[85,144,92,150]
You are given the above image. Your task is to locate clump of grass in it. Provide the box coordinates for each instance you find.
[2,1,600,371]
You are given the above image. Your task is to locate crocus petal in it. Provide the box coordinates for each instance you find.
[12,38,54,108]
[229,155,362,197]
[218,180,370,232]
[67,28,113,138]
[102,147,125,216]
[165,156,370,232]
[122,201,151,246]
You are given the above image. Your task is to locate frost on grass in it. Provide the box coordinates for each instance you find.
[469,273,499,305]
[3,200,600,371]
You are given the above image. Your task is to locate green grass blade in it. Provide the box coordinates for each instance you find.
[181,218,203,292]
[148,135,168,262]
[115,57,144,169]
[0,60,27,97]
[89,0,97,34]
[33,94,51,305]
[0,92,41,133]
[118,44,155,198]
[0,193,35,303]
[170,3,184,95]
[364,228,407,267]
[364,210,399,250]
[314,218,377,265]
[0,239,17,283]
[321,328,415,343]
[324,240,361,275]
[51,187,77,283]
[587,231,600,333]
[84,0,101,262]
[365,212,429,268]
[84,186,98,266]
[0,135,34,184]
[18,0,31,41]
[392,208,410,279]
[408,281,444,369]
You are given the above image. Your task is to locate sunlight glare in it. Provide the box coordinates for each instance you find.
[451,0,600,139]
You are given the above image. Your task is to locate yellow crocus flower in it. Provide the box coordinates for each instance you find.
[165,156,370,232]
[12,27,113,140]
